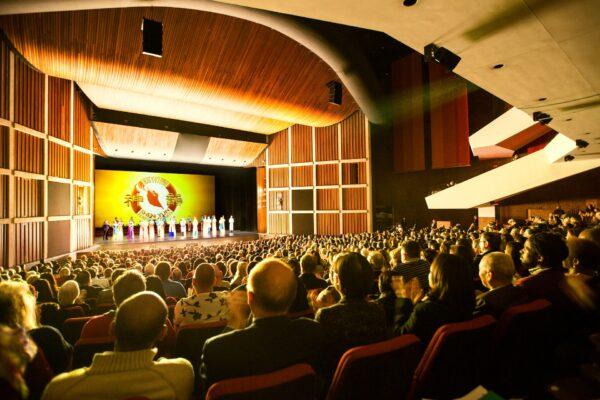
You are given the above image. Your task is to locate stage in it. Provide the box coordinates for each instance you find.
[90,231,260,251]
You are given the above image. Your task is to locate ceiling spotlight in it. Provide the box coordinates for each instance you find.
[142,18,163,57]
[403,0,418,5]
[492,64,504,69]
[575,139,589,148]
[533,111,553,125]
[564,155,575,162]
[424,43,461,71]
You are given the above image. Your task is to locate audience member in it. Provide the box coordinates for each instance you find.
[156,262,187,299]
[299,254,328,291]
[392,240,430,292]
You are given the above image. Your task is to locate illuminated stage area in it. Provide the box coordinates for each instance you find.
[91,231,260,251]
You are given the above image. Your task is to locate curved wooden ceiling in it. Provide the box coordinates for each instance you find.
[0,7,358,134]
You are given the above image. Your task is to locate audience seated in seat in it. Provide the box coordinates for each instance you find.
[156,262,187,299]
[299,254,328,291]
[391,241,431,293]
[41,292,193,400]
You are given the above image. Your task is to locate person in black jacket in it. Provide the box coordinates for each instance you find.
[200,258,326,394]
[299,254,328,291]
[394,253,475,344]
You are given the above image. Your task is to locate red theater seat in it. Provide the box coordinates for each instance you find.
[73,337,115,368]
[409,315,497,399]
[206,363,317,400]
[61,316,93,345]
[327,334,421,400]
[174,320,228,372]
[488,299,553,396]
[62,305,85,318]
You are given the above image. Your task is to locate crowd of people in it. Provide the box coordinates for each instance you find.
[0,206,599,399]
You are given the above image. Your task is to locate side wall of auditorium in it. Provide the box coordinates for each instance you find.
[0,37,94,268]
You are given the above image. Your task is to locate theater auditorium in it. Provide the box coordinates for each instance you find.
[0,1,598,399]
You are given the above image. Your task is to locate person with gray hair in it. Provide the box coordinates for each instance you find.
[57,280,80,307]
[476,252,528,317]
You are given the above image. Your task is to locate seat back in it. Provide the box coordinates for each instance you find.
[410,315,496,399]
[489,299,552,396]
[327,334,421,400]
[95,302,115,314]
[61,316,93,345]
[174,320,227,372]
[73,337,115,368]
[206,363,317,400]
[63,305,85,318]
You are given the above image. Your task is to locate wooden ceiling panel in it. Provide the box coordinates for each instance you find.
[0,7,358,134]
[203,137,267,166]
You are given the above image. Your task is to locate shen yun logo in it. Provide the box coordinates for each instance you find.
[124,176,182,219]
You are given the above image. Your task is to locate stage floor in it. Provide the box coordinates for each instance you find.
[90,231,260,251]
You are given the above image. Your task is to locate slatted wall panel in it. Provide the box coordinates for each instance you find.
[48,142,70,178]
[14,57,45,132]
[0,126,8,168]
[315,125,338,161]
[317,188,339,210]
[0,40,8,121]
[340,111,366,159]
[14,222,43,265]
[343,213,368,234]
[73,185,90,215]
[256,167,267,233]
[342,162,367,185]
[73,151,91,182]
[0,175,8,218]
[343,187,367,210]
[290,125,312,163]
[14,131,44,174]
[14,177,43,217]
[269,167,289,188]
[48,77,71,141]
[73,90,91,149]
[74,219,92,250]
[0,224,7,268]
[269,190,289,211]
[268,129,288,165]
[317,213,340,235]
[316,164,338,186]
[291,165,313,187]
[268,214,289,234]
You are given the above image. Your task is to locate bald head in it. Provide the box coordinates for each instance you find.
[114,291,167,351]
[479,252,515,289]
[248,258,297,315]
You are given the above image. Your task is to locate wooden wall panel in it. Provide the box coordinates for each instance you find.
[429,62,470,169]
[14,57,44,132]
[48,76,71,141]
[317,188,339,210]
[256,167,267,233]
[340,111,366,159]
[0,126,8,168]
[342,162,367,185]
[269,167,289,188]
[317,213,340,235]
[14,222,43,265]
[315,125,338,161]
[15,177,43,218]
[268,190,289,211]
[48,141,70,179]
[73,89,91,149]
[0,175,8,219]
[0,40,8,121]
[73,151,91,182]
[316,164,338,186]
[73,185,90,215]
[268,129,289,165]
[343,213,367,234]
[291,165,313,187]
[14,131,44,174]
[74,219,92,250]
[343,187,367,210]
[291,125,312,163]
[392,53,425,172]
[268,214,289,234]
[0,224,7,268]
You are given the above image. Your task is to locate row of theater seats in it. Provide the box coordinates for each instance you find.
[59,299,555,399]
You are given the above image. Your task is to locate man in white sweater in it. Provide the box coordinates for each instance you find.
[42,291,194,400]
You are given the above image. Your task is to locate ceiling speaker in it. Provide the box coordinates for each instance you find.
[327,81,342,106]
[142,18,163,58]
[424,43,461,71]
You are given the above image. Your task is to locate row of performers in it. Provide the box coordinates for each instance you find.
[103,215,235,240]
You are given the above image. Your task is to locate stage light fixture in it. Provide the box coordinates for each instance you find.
[575,139,589,148]
[424,43,461,71]
[564,155,575,162]
[403,0,418,6]
[142,18,163,57]
[327,81,342,106]
[532,111,553,125]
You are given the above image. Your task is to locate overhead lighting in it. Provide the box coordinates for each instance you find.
[424,43,461,71]
[403,0,418,5]
[142,18,163,58]
[532,111,553,125]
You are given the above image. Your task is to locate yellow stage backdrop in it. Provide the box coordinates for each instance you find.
[94,170,215,227]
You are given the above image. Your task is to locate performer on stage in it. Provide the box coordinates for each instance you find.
[102,220,110,240]
[192,217,199,239]
[168,217,176,238]
[211,215,217,236]
[202,215,209,236]
[112,218,119,241]
[229,215,235,232]
[127,218,135,240]
[157,218,165,239]
[219,216,225,235]
[149,219,155,241]
[180,217,187,238]
[139,219,148,241]
[118,219,124,240]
